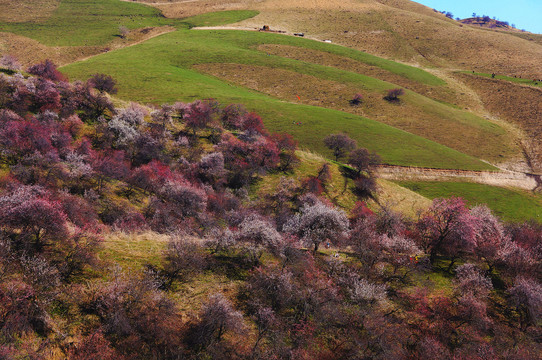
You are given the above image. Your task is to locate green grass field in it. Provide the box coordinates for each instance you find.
[60,24,499,170]
[62,31,498,169]
[396,180,542,223]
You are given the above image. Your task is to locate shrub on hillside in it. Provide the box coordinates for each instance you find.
[415,197,478,268]
[284,198,349,251]
[161,236,206,287]
[0,55,20,72]
[384,88,404,102]
[27,59,66,82]
[88,73,117,94]
[509,277,542,331]
[349,93,363,106]
[185,293,246,350]
[81,269,181,357]
[0,184,69,253]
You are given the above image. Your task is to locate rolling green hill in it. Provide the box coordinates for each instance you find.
[60,26,497,170]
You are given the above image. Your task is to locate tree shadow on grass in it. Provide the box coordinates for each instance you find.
[209,254,253,281]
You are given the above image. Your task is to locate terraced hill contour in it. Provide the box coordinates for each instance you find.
[140,0,542,78]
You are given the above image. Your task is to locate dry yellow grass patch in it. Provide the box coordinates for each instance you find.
[456,73,542,171]
[0,0,60,22]
[172,272,243,319]
[100,229,243,318]
[256,0,379,11]
[0,32,102,67]
[133,0,251,18]
[100,230,170,268]
[374,178,431,219]
[249,5,541,77]
[195,62,519,163]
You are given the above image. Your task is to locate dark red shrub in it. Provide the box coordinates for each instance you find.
[416,197,478,267]
[352,175,378,200]
[242,112,265,134]
[220,103,247,130]
[88,73,117,94]
[0,280,48,341]
[184,100,217,135]
[186,293,246,349]
[113,212,148,232]
[128,160,173,193]
[0,185,69,252]
[349,93,363,106]
[27,59,66,82]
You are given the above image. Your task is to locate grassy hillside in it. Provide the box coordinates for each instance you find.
[181,10,260,28]
[243,0,542,78]
[396,180,542,223]
[60,27,497,170]
[0,0,61,22]
[1,1,521,168]
[1,4,541,357]
[146,0,542,78]
[0,0,179,46]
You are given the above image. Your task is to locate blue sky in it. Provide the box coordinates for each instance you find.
[413,0,542,34]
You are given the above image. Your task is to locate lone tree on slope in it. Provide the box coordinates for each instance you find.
[324,133,357,162]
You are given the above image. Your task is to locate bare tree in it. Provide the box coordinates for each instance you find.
[509,277,542,331]
[323,133,357,161]
[284,199,349,252]
[188,293,246,349]
[0,55,20,72]
[118,26,129,39]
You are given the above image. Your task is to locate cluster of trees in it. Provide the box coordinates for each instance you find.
[470,13,516,28]
[0,61,540,358]
[436,12,519,29]
[323,133,381,199]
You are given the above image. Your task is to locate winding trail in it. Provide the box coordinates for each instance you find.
[72,26,176,64]
[377,165,541,191]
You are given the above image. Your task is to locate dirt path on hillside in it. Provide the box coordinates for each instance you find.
[193,25,258,30]
[72,26,176,64]
[377,165,542,191]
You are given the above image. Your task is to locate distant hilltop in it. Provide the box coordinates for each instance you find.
[459,16,523,32]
